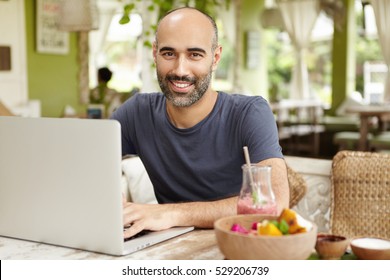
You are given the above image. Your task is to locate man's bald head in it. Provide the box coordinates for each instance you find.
[155,7,219,51]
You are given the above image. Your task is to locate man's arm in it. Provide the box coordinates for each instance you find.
[257,157,289,214]
[123,157,289,239]
[122,196,237,239]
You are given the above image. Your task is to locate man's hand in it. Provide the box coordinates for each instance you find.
[122,202,177,239]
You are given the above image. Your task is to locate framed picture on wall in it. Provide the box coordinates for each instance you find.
[36,0,69,55]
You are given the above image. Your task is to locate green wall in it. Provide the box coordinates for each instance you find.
[239,0,267,98]
[25,0,84,117]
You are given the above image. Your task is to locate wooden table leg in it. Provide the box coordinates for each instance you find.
[358,116,369,151]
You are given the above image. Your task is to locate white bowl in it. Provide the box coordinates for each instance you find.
[350,237,390,260]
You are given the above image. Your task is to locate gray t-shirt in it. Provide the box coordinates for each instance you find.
[111,92,283,203]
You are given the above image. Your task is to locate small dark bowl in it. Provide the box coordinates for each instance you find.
[315,233,349,259]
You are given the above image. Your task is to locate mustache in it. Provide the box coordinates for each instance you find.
[166,75,196,83]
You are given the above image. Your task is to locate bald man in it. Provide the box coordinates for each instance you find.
[112,7,289,239]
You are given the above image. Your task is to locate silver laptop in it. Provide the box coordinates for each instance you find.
[0,116,193,256]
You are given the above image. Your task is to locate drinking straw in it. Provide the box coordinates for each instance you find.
[243,146,254,186]
[243,146,260,205]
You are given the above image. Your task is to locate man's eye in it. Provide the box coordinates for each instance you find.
[162,52,174,57]
[190,53,203,59]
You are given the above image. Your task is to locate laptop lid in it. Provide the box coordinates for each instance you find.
[0,116,193,256]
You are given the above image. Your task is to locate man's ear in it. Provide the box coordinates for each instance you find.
[212,45,222,71]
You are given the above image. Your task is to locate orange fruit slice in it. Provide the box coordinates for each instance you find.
[278,208,305,234]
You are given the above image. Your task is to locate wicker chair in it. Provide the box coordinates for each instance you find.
[330,151,390,239]
[286,165,307,208]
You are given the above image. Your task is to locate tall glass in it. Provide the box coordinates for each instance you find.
[237,165,277,215]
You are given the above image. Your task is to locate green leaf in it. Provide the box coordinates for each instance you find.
[161,2,172,10]
[124,4,135,13]
[119,15,130,25]
[251,190,259,205]
[147,5,155,11]
[143,41,152,48]
[278,219,289,235]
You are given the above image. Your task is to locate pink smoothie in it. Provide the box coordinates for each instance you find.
[237,197,277,215]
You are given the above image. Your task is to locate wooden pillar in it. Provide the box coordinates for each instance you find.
[330,0,356,115]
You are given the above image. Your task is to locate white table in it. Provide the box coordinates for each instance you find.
[0,229,223,260]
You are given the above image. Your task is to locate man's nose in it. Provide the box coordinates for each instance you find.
[172,56,190,77]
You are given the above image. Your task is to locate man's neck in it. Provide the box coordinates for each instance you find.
[166,90,218,129]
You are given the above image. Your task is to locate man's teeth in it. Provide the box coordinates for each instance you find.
[173,82,190,88]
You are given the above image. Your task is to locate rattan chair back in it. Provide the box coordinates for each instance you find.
[287,165,307,208]
[330,151,390,239]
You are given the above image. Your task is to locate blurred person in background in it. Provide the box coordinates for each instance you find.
[90,67,121,117]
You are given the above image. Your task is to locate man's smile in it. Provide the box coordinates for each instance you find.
[170,80,194,92]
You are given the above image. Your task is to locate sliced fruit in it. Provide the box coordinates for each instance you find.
[258,221,283,236]
[278,208,305,234]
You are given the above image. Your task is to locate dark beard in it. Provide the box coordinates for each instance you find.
[157,70,212,107]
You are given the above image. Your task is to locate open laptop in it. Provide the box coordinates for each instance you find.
[0,116,193,256]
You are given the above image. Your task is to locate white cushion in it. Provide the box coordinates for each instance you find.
[121,156,157,204]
